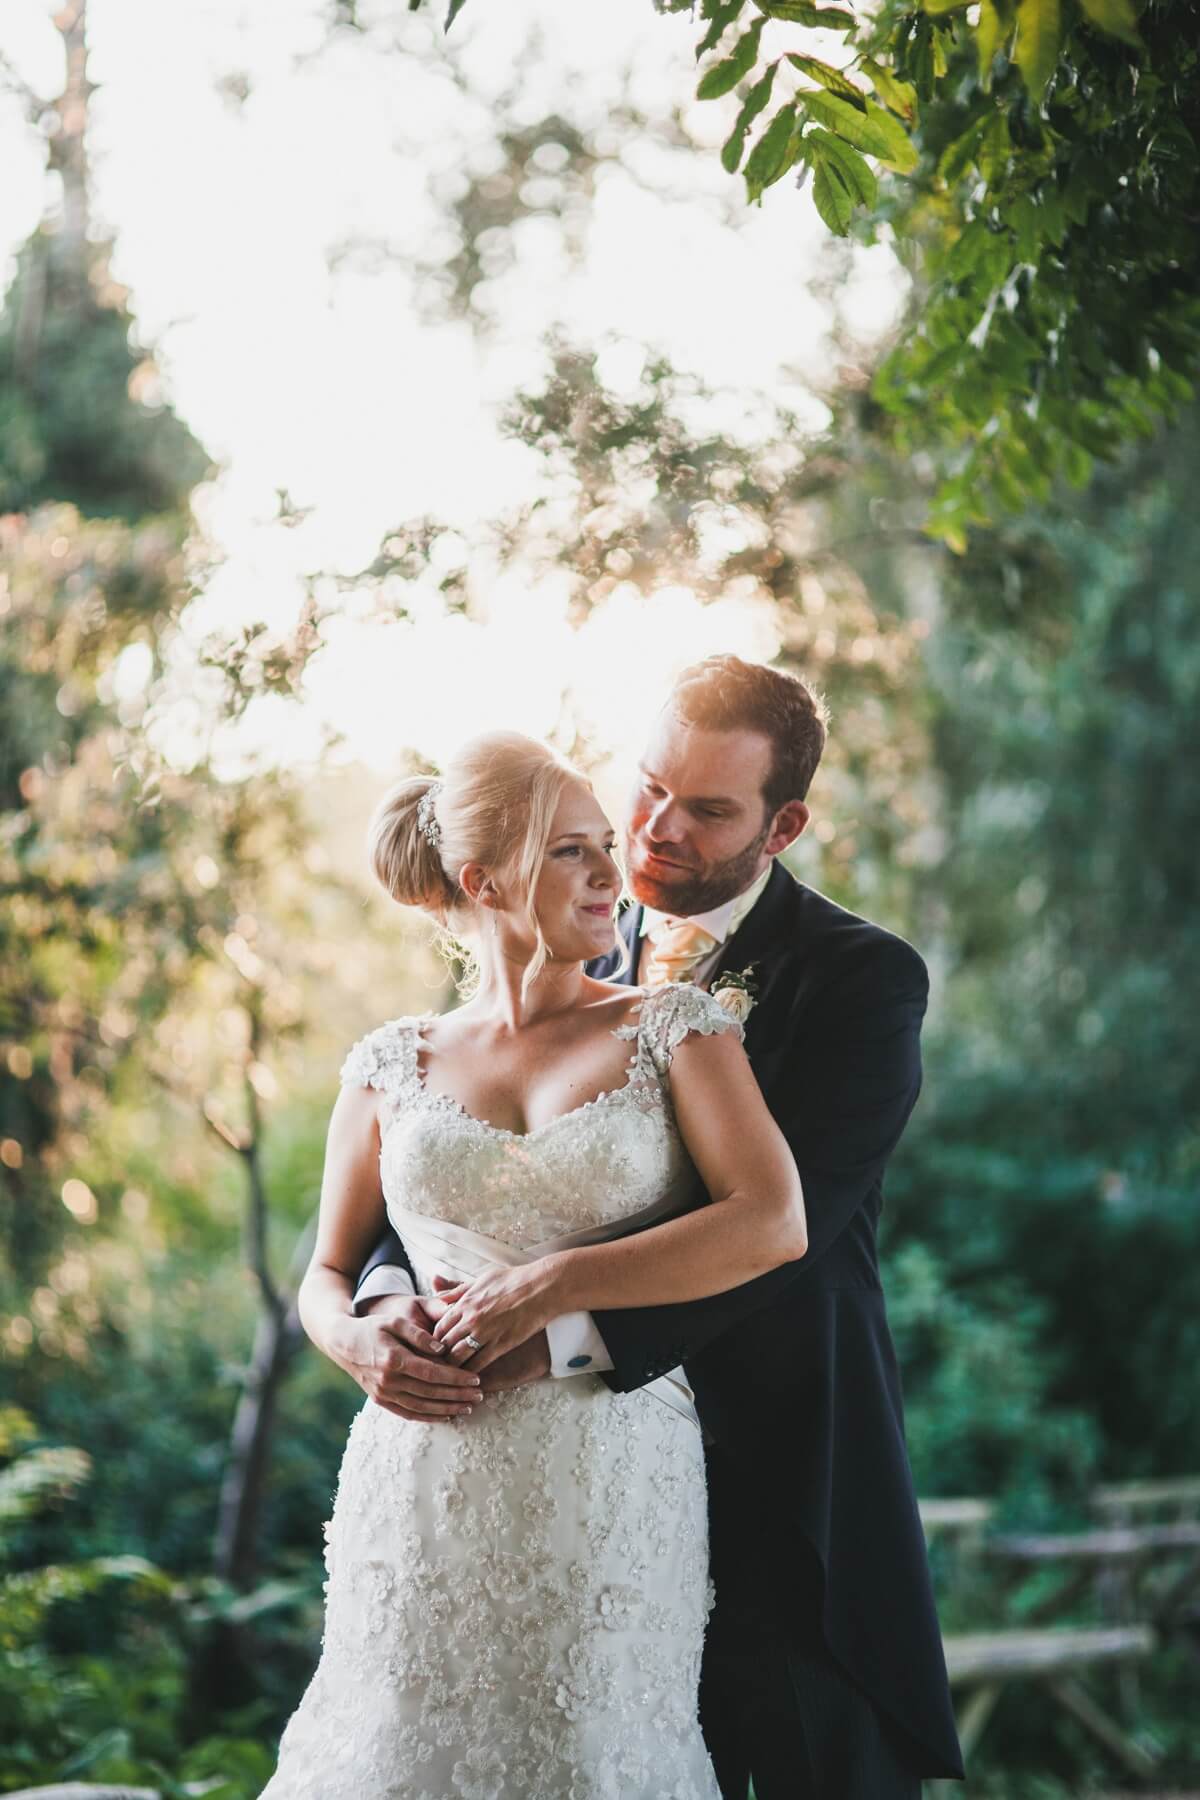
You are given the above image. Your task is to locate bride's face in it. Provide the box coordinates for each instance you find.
[497,780,622,964]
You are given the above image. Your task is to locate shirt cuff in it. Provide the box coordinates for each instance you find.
[546,1311,614,1377]
[352,1265,416,1315]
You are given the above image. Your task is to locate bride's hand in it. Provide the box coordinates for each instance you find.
[430,1259,564,1372]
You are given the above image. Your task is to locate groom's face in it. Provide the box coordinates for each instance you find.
[624,712,781,916]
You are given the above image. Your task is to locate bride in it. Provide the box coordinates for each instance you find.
[258,731,807,1800]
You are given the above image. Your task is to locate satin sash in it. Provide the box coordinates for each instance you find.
[389,1195,700,1429]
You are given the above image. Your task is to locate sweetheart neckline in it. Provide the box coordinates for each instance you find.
[406,1005,651,1143]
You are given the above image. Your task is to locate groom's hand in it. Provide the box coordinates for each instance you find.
[341,1295,481,1422]
[473,1332,551,1393]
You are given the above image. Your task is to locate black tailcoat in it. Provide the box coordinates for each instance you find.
[355,861,963,1778]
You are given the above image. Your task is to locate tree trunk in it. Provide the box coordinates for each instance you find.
[211,1297,304,1590]
[49,0,93,272]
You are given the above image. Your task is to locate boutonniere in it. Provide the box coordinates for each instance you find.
[710,963,759,1024]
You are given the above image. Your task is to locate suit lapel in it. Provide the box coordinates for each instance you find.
[587,900,642,986]
[616,901,643,986]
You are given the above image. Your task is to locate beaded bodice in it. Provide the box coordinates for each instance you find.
[339,983,742,1252]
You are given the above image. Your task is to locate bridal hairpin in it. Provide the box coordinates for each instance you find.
[417,782,443,849]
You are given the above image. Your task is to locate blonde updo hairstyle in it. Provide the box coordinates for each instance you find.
[368,731,591,998]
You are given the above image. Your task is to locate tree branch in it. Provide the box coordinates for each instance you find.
[0,51,47,123]
[241,998,283,1322]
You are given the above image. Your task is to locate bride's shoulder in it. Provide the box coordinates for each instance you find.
[338,1015,426,1091]
[630,983,745,1071]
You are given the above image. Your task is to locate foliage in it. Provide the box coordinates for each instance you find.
[881,401,1200,1489]
[873,0,1200,545]
[686,0,1200,540]
[885,1242,1101,1510]
[0,232,209,520]
[401,0,1200,537]
[684,0,1200,539]
[0,1406,279,1799]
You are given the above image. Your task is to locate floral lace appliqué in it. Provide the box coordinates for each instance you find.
[258,986,732,1799]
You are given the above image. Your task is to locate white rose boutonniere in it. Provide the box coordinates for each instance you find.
[709,964,759,1024]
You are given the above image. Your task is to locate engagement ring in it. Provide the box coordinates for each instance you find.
[464,1334,484,1352]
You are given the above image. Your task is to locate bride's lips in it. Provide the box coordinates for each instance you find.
[581,903,614,917]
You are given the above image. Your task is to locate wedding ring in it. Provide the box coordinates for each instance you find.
[463,1334,484,1352]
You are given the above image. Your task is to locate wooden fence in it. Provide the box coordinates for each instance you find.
[924,1477,1200,1794]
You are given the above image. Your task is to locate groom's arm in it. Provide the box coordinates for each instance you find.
[594,940,928,1392]
[351,1221,419,1315]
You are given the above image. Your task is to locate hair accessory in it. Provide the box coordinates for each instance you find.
[417,782,443,850]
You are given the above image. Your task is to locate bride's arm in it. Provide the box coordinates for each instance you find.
[561,1029,807,1305]
[298,1087,482,1420]
[432,1029,807,1368]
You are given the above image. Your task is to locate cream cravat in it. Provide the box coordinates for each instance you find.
[641,918,721,990]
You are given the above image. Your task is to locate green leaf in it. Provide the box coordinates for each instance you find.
[744,102,800,202]
[0,1446,91,1525]
[976,0,1015,83]
[810,152,856,233]
[55,1728,134,1782]
[721,60,780,171]
[801,88,917,171]
[808,126,878,205]
[697,0,748,61]
[1014,0,1062,102]
[905,21,937,100]
[938,115,987,186]
[754,0,857,30]
[697,16,766,99]
[920,0,970,13]
[785,54,866,106]
[1076,0,1142,43]
[861,57,918,122]
[1007,190,1043,259]
[978,111,1011,184]
[1061,438,1093,487]
[1039,186,1067,244]
[445,0,469,26]
[946,218,994,279]
[863,98,919,171]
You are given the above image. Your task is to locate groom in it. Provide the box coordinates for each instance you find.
[349,655,963,1797]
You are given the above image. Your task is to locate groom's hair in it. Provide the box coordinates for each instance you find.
[668,656,829,810]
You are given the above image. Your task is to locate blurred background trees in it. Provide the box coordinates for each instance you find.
[1,1,1196,1794]
[417,0,1200,544]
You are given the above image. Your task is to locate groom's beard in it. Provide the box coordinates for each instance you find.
[624,821,770,918]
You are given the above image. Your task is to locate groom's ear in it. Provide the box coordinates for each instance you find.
[765,800,809,857]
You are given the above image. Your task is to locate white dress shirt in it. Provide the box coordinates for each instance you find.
[354,863,775,1377]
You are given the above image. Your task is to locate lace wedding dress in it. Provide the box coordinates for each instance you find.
[258,983,741,1800]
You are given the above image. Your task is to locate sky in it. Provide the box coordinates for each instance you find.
[0,0,908,788]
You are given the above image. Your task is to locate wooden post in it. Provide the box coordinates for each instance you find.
[1047,1675,1161,1781]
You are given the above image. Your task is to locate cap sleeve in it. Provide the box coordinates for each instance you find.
[637,983,745,1079]
[338,1018,420,1100]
